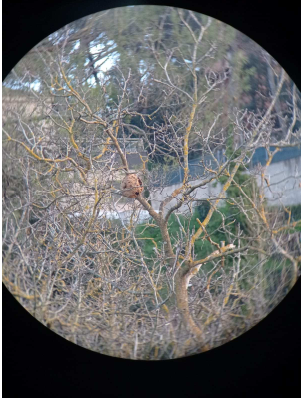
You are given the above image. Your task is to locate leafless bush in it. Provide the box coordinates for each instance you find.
[2,7,301,359]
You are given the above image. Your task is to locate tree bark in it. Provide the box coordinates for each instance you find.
[174,266,208,352]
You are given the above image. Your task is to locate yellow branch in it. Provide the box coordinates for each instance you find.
[136,237,158,249]
[93,136,112,160]
[191,154,245,246]
[272,221,301,234]
[183,102,197,183]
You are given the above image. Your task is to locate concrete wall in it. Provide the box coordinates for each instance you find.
[150,180,224,215]
[151,156,301,214]
[256,156,301,206]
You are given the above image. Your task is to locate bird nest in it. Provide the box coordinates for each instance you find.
[120,174,143,198]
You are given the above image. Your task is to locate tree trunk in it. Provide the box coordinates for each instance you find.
[174,267,208,352]
[144,201,209,353]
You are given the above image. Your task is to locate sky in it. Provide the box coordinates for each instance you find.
[26,41,118,91]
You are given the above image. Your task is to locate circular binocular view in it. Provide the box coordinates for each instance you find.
[2,5,301,360]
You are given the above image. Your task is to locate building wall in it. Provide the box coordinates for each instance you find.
[151,156,301,215]
[256,156,301,206]
[150,180,224,214]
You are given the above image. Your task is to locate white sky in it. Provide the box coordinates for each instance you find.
[29,41,118,91]
[90,42,118,72]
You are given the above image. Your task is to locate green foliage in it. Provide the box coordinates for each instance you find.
[99,7,241,161]
[135,198,300,280]
[195,200,211,221]
[136,206,236,269]
[231,50,256,95]
[215,126,256,233]
[287,204,301,223]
